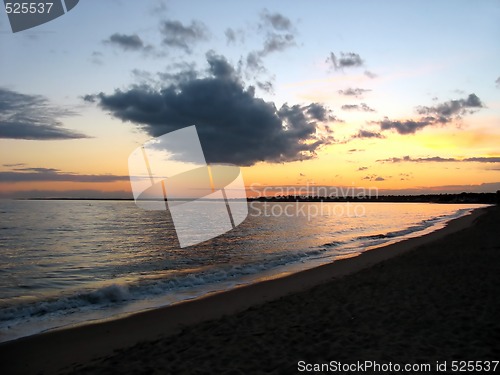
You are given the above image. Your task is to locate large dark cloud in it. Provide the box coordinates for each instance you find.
[104,33,149,52]
[85,54,333,166]
[496,77,500,88]
[377,155,500,163]
[156,62,198,85]
[0,88,87,140]
[326,52,364,70]
[376,93,484,135]
[159,20,209,53]
[0,167,129,182]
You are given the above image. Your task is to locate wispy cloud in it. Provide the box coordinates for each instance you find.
[399,173,413,181]
[362,174,387,181]
[375,93,484,135]
[2,163,26,168]
[377,155,500,163]
[364,70,377,79]
[103,33,153,53]
[244,10,297,77]
[353,129,384,139]
[415,93,483,120]
[378,182,500,195]
[326,52,364,70]
[341,103,375,112]
[0,88,87,140]
[338,87,371,98]
[224,27,245,45]
[159,20,209,53]
[260,10,293,31]
[377,118,432,135]
[0,189,132,199]
[0,168,129,183]
[90,51,103,65]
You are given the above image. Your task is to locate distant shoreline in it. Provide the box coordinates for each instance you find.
[7,191,499,204]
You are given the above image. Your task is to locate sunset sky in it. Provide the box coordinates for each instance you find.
[1,0,499,198]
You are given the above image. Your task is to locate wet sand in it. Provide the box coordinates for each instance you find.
[1,206,499,374]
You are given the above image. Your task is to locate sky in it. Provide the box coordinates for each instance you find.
[1,0,499,198]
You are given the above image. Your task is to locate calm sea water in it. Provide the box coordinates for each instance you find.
[0,200,484,342]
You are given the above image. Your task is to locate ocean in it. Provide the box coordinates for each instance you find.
[0,200,485,343]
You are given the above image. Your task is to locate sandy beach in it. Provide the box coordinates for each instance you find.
[1,205,499,374]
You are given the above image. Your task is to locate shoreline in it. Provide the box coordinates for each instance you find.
[5,190,498,205]
[0,205,493,374]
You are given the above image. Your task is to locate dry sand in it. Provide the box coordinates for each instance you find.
[1,206,499,374]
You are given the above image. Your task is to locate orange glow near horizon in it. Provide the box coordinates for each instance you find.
[2,116,499,198]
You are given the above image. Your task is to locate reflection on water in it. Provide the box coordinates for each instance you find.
[0,200,485,341]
